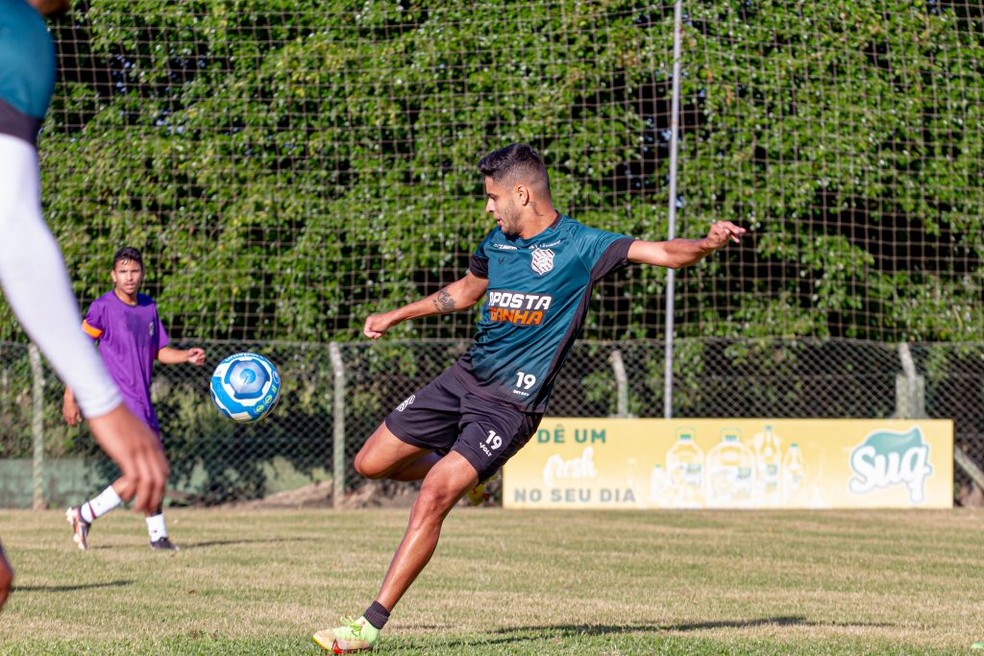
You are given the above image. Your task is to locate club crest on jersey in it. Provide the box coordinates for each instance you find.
[530,247,555,275]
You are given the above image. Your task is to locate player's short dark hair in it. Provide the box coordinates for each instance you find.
[477,143,549,192]
[113,246,143,269]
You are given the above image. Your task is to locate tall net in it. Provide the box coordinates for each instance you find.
[0,1,971,343]
[679,1,982,341]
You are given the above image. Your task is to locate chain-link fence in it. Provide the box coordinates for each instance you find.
[1,338,981,508]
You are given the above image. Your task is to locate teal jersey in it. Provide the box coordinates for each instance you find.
[461,213,634,412]
[0,0,55,142]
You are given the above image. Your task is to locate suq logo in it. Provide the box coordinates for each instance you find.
[848,427,933,504]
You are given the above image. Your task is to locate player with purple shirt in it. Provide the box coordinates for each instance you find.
[62,247,206,551]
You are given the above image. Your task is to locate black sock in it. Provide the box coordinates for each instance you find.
[362,600,390,630]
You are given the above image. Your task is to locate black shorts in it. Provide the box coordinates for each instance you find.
[384,363,543,482]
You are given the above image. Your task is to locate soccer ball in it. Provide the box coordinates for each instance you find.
[209,352,282,423]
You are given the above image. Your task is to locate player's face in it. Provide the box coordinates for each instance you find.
[111,259,145,300]
[484,176,522,237]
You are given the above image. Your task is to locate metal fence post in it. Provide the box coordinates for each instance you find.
[663,0,684,420]
[329,342,346,509]
[29,344,44,511]
[610,349,629,418]
[895,343,926,419]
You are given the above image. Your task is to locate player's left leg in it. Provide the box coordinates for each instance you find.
[146,506,178,551]
[66,479,126,551]
[313,452,478,653]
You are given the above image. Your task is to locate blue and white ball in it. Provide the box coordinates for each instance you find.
[209,352,281,423]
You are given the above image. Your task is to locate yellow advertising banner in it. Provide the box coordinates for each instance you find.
[503,418,953,509]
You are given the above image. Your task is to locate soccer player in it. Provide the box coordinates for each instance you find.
[313,143,746,652]
[63,246,206,551]
[0,0,170,611]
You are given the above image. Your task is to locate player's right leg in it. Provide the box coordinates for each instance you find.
[65,507,90,551]
[66,477,128,550]
[314,452,479,653]
[353,421,437,482]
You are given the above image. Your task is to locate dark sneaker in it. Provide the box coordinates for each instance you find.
[149,537,179,551]
[65,507,90,551]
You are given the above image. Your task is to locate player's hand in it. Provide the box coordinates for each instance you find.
[363,312,396,339]
[0,542,13,613]
[86,403,170,514]
[705,220,746,250]
[62,391,82,426]
[186,347,206,366]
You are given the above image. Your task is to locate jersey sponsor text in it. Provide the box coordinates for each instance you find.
[487,291,553,326]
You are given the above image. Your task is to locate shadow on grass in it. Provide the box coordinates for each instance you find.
[411,617,899,650]
[14,579,133,593]
[179,537,318,549]
[492,617,897,634]
[80,537,318,551]
[487,618,815,638]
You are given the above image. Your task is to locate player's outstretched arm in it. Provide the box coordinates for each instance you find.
[628,220,746,269]
[86,404,170,514]
[364,272,488,339]
[157,346,206,366]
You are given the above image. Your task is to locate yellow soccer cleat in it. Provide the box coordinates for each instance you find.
[313,616,380,653]
[464,481,488,506]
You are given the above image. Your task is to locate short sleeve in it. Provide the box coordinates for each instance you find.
[469,229,495,279]
[81,301,105,339]
[573,224,636,281]
[154,312,170,350]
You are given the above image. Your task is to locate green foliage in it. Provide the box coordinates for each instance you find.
[684,0,983,339]
[1,0,980,344]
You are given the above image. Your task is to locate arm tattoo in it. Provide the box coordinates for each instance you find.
[434,288,455,313]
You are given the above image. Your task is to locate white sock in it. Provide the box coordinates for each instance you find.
[146,513,168,541]
[80,486,123,523]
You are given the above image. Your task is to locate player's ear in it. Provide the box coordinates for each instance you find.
[515,184,529,205]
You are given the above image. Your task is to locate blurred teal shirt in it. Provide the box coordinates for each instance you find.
[0,0,56,121]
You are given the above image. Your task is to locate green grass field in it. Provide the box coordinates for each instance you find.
[0,506,981,655]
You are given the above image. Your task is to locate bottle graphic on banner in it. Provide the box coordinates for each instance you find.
[648,463,667,506]
[706,429,755,507]
[665,428,704,508]
[752,424,782,506]
[782,442,806,505]
[626,457,642,507]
